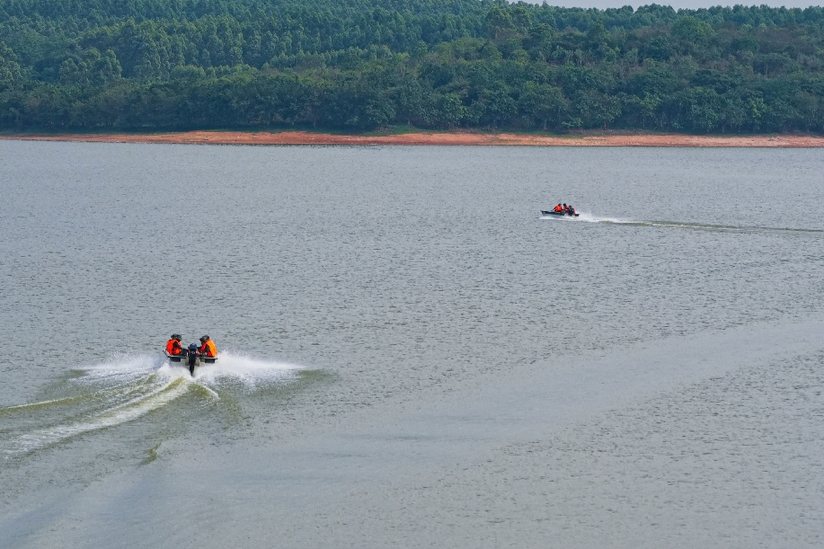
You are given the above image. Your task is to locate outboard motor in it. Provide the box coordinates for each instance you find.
[187,342,200,375]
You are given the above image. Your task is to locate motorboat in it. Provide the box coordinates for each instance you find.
[541,210,579,217]
[165,343,217,375]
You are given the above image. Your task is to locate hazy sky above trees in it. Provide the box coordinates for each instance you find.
[522,1,822,9]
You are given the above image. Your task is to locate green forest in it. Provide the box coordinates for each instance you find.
[1,0,824,133]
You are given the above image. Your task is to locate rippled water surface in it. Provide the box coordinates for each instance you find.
[1,141,823,547]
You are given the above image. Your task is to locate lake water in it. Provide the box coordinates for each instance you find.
[1,141,823,548]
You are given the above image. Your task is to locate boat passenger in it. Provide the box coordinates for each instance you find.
[553,203,563,213]
[567,205,575,215]
[562,203,568,214]
[165,334,184,356]
[199,335,218,358]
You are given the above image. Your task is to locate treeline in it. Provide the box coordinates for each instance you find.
[1,0,824,133]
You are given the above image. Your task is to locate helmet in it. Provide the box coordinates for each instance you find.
[200,335,209,342]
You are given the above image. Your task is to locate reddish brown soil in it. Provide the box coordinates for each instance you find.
[4,130,824,147]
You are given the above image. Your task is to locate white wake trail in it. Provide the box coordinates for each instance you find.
[2,351,305,457]
[7,376,190,456]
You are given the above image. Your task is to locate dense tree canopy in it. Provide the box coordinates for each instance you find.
[1,0,823,133]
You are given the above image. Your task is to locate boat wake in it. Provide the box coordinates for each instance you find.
[543,211,824,234]
[0,352,303,457]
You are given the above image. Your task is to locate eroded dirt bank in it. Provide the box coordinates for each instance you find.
[3,130,824,147]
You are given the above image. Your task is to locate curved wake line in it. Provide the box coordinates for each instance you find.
[1,351,306,457]
[5,378,191,457]
[2,394,88,412]
[0,373,168,419]
[545,212,824,234]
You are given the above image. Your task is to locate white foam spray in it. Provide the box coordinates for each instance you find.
[574,211,632,224]
[190,350,303,389]
[541,210,633,224]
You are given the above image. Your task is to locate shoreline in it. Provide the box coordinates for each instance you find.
[2,130,824,147]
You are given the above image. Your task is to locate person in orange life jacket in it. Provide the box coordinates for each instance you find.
[165,334,183,356]
[553,203,563,213]
[199,335,217,357]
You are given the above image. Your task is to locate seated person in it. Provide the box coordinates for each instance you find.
[199,335,218,357]
[165,334,183,356]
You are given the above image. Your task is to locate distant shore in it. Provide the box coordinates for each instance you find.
[3,130,824,147]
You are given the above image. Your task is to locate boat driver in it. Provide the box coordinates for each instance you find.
[199,335,218,358]
[165,334,184,356]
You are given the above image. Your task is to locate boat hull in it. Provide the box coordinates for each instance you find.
[541,210,579,217]
[164,351,217,366]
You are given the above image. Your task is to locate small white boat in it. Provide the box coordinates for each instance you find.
[541,210,579,218]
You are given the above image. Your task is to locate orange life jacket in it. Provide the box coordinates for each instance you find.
[554,204,562,212]
[166,339,182,355]
[200,339,217,357]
